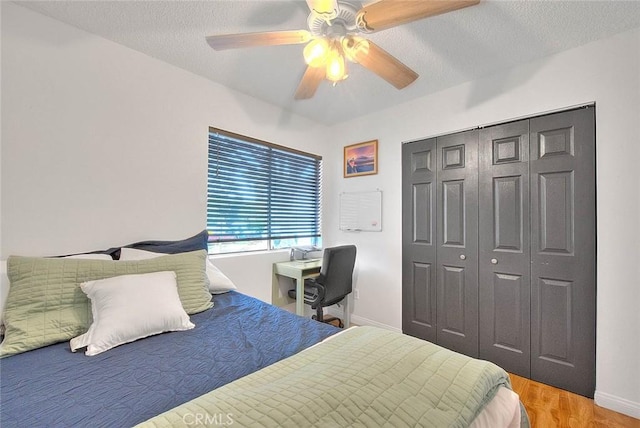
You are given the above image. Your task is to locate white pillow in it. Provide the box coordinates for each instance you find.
[119,247,237,294]
[205,262,237,294]
[70,271,194,356]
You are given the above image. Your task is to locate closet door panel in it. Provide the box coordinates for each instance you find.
[402,138,437,342]
[403,106,596,398]
[530,107,596,397]
[436,130,479,358]
[479,120,531,377]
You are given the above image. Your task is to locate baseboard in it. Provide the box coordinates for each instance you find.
[594,390,640,419]
[325,308,401,333]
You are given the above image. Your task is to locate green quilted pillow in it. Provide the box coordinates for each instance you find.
[1,250,212,358]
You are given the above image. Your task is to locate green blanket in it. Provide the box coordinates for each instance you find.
[139,327,511,427]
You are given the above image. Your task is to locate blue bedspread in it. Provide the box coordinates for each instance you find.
[0,292,339,427]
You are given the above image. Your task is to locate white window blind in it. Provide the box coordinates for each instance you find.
[207,128,322,253]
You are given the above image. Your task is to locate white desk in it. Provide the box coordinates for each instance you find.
[272,259,350,328]
[272,259,322,316]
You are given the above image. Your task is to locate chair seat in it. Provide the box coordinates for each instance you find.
[288,283,321,305]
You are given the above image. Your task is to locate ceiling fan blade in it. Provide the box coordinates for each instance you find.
[295,65,326,100]
[357,0,480,32]
[351,40,418,89]
[206,30,311,50]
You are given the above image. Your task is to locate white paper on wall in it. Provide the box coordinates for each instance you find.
[339,190,382,232]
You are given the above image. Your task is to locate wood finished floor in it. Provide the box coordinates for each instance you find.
[510,373,640,428]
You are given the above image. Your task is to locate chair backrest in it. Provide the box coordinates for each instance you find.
[318,245,357,306]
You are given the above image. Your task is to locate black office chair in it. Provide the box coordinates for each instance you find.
[288,245,357,328]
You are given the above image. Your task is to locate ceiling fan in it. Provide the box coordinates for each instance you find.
[206,0,479,100]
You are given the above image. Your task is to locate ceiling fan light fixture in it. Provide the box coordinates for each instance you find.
[303,38,330,67]
[326,48,347,82]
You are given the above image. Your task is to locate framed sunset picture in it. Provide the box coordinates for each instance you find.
[344,140,378,178]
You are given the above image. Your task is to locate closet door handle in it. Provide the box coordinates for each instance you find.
[459,254,466,260]
[490,258,498,265]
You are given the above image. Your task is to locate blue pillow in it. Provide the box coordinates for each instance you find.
[118,230,208,259]
[52,248,120,260]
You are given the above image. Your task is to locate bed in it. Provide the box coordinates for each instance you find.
[0,291,338,426]
[0,242,528,427]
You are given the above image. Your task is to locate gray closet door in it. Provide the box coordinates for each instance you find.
[436,130,479,358]
[530,107,596,397]
[402,138,437,342]
[402,107,595,397]
[479,120,531,377]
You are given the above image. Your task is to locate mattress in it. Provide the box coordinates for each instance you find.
[0,291,339,427]
[471,386,525,428]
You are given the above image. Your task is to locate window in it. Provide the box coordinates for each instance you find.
[207,128,322,254]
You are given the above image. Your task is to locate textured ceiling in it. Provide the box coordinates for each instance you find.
[14,0,640,125]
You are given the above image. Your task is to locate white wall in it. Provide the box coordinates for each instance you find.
[326,28,640,417]
[0,2,3,265]
[0,3,332,301]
